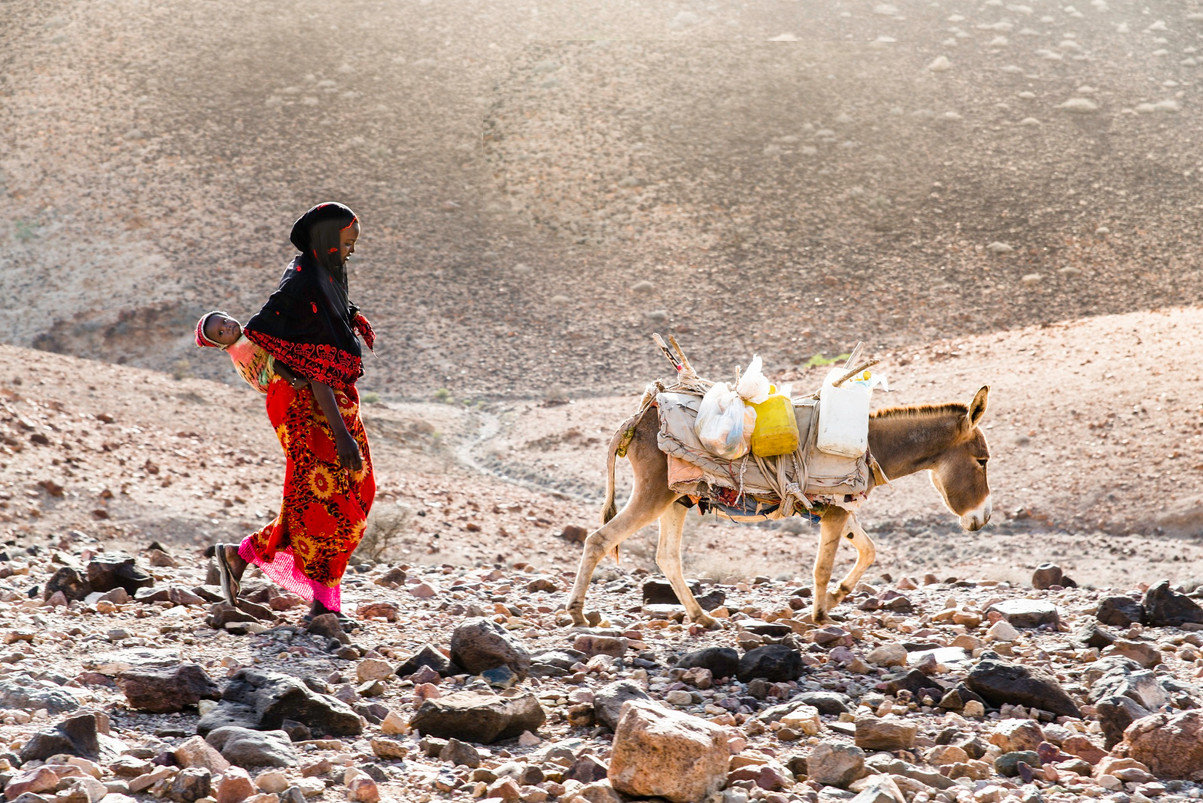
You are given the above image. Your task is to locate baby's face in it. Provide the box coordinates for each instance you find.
[204,314,242,346]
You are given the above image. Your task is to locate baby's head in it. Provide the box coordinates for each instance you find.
[195,311,242,348]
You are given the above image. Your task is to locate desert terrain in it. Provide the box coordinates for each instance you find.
[3,0,1203,801]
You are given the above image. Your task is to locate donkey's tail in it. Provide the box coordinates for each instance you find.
[602,409,644,524]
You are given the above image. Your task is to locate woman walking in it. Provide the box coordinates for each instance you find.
[214,202,376,626]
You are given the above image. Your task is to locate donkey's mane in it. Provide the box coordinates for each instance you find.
[871,402,969,420]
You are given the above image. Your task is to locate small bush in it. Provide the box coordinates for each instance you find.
[357,505,414,564]
[361,392,380,405]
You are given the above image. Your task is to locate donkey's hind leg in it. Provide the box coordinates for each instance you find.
[812,506,852,624]
[565,491,674,626]
[828,515,876,608]
[655,501,716,628]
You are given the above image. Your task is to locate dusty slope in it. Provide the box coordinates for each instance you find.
[3,0,1203,396]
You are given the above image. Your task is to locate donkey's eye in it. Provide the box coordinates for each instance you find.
[977,459,989,468]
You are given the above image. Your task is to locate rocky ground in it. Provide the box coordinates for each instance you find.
[5,0,1203,801]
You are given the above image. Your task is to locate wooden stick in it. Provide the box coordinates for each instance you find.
[668,335,696,377]
[832,359,880,387]
[652,333,682,372]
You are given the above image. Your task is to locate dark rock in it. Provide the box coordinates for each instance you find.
[995,751,1042,777]
[118,664,221,713]
[19,712,102,763]
[396,644,460,678]
[965,657,1081,718]
[1094,694,1151,749]
[303,613,348,643]
[205,603,270,630]
[1031,563,1064,590]
[169,768,211,803]
[642,577,703,605]
[937,684,986,712]
[449,618,532,678]
[593,680,653,731]
[792,691,852,716]
[529,649,587,678]
[565,755,609,784]
[1074,621,1117,649]
[196,669,363,738]
[43,567,90,602]
[1097,596,1144,627]
[676,647,739,680]
[737,645,804,683]
[206,726,297,768]
[86,553,153,595]
[280,720,311,742]
[878,669,937,698]
[1143,580,1203,628]
[410,690,545,744]
[438,738,481,768]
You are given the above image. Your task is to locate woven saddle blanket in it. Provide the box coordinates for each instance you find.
[655,391,875,519]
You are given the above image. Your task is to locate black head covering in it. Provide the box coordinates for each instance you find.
[243,203,367,389]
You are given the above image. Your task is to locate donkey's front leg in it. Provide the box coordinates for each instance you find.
[812,506,852,623]
[828,514,876,608]
[655,502,717,628]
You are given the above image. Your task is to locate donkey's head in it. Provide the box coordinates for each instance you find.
[928,386,992,531]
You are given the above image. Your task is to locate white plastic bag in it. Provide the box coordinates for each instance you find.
[736,355,771,405]
[694,381,756,460]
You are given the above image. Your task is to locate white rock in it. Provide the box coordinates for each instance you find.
[987,620,1020,642]
[926,56,953,72]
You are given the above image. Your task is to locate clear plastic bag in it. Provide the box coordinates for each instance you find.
[694,381,756,460]
[736,355,771,405]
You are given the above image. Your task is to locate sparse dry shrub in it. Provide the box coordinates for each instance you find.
[357,504,414,565]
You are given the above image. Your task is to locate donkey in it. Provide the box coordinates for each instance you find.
[565,387,991,626]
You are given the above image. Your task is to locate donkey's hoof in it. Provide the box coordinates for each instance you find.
[690,614,719,630]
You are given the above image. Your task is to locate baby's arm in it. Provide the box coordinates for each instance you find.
[274,362,308,388]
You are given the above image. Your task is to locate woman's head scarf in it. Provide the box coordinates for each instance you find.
[242,203,373,389]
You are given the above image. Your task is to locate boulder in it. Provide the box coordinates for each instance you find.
[608,700,729,803]
[676,647,739,680]
[593,680,653,732]
[44,566,91,601]
[118,664,221,713]
[196,669,363,737]
[449,618,532,677]
[0,675,80,715]
[988,719,1044,753]
[173,735,231,773]
[1095,694,1152,749]
[396,644,461,678]
[737,645,804,682]
[1096,596,1144,627]
[807,742,866,787]
[854,714,916,750]
[1142,580,1203,628]
[206,727,297,768]
[1115,710,1203,780]
[19,712,104,763]
[964,657,1081,718]
[410,690,545,744]
[86,553,153,595]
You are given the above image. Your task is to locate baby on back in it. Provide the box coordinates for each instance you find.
[195,310,304,392]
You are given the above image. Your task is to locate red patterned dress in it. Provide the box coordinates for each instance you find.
[237,377,375,611]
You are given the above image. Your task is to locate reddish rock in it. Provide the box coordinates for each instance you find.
[1115,710,1203,780]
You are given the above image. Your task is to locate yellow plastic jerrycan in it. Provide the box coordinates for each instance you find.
[750,386,800,458]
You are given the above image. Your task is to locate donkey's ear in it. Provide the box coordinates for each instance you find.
[968,386,989,427]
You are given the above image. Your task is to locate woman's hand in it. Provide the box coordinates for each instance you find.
[311,379,363,474]
[335,432,363,473]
